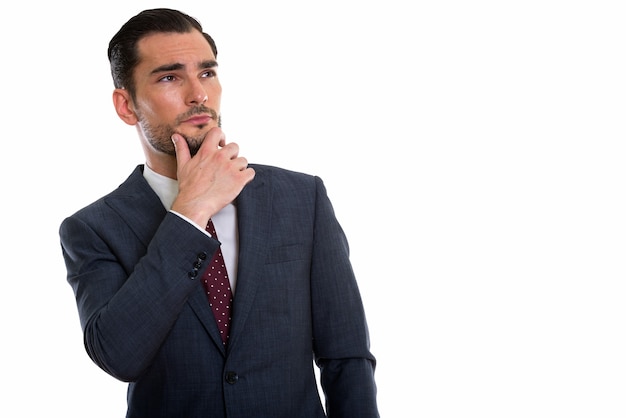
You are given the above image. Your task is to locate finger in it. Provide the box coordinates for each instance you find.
[224,142,240,159]
[199,127,225,151]
[243,166,256,183]
[236,156,249,170]
[171,133,190,167]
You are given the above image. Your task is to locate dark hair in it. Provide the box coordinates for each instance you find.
[107,8,218,98]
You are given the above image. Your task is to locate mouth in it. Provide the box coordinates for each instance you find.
[183,114,213,126]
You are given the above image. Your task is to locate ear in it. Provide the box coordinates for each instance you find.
[112,88,138,126]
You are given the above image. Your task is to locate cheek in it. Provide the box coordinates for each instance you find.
[209,83,222,106]
[137,93,180,120]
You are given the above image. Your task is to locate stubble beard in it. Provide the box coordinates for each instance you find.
[138,106,220,157]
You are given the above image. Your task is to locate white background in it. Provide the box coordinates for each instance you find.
[2,1,626,417]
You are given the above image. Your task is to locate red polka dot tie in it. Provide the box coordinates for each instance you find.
[203,219,233,345]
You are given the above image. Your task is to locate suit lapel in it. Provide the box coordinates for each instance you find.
[228,166,272,350]
[188,286,227,352]
[104,166,167,247]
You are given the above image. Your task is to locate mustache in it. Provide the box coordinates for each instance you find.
[176,106,219,124]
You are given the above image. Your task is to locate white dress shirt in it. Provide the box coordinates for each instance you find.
[143,164,239,293]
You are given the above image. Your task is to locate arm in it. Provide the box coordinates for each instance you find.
[60,211,219,381]
[62,129,254,382]
[310,177,380,417]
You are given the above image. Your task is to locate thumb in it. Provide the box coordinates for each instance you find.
[171,133,191,168]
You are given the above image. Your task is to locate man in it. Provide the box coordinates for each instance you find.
[59,8,379,418]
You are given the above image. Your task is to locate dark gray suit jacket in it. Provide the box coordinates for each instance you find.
[60,164,378,417]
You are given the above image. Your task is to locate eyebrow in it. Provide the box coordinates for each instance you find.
[150,60,219,75]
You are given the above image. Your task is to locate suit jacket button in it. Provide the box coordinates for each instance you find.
[225,371,238,384]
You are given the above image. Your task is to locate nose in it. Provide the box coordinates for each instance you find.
[186,79,208,105]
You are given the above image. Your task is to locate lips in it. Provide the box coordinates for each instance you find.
[184,115,213,125]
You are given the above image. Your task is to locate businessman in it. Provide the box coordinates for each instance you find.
[59,7,379,418]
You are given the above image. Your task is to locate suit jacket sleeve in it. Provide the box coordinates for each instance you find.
[310,176,379,417]
[60,206,220,381]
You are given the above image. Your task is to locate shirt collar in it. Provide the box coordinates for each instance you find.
[142,164,178,210]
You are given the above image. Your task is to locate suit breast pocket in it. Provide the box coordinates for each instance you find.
[265,243,306,264]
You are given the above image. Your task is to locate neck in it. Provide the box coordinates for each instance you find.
[145,155,178,180]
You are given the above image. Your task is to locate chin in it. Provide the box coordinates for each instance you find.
[185,136,204,157]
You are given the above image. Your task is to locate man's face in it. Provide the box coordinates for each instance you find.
[130,30,222,156]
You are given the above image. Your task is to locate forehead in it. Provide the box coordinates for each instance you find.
[136,30,216,70]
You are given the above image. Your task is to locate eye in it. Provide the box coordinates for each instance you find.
[158,75,176,82]
[201,70,217,78]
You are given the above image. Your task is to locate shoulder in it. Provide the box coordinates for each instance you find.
[249,163,322,189]
[246,164,332,210]
[63,165,153,221]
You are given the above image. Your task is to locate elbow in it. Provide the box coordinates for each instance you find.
[83,329,149,383]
